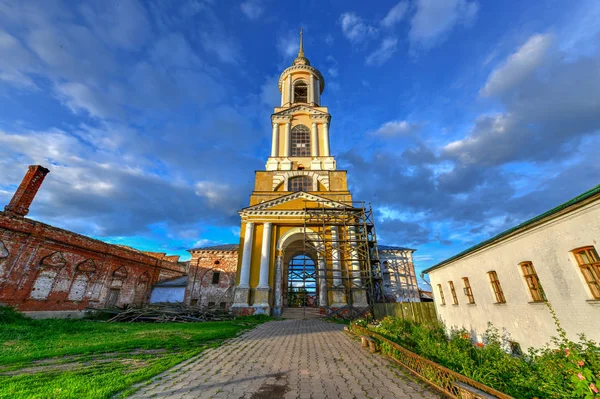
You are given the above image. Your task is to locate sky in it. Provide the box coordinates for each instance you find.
[1,0,599,283]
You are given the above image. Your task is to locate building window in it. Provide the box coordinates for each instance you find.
[219,302,227,309]
[293,82,308,103]
[462,277,475,304]
[520,261,546,302]
[291,124,311,156]
[488,271,506,303]
[437,284,446,305]
[208,301,215,307]
[212,271,221,285]
[448,281,458,305]
[573,246,600,299]
[289,176,312,192]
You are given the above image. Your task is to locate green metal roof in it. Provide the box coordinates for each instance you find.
[423,183,600,274]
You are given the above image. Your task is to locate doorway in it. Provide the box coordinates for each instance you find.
[286,254,317,307]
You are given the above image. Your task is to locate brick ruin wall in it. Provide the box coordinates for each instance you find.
[185,250,238,308]
[0,212,185,313]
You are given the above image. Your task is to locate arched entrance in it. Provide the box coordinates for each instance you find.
[286,254,317,307]
[275,227,327,312]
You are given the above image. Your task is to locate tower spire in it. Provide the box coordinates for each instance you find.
[298,28,304,58]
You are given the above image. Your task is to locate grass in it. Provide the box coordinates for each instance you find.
[0,307,270,399]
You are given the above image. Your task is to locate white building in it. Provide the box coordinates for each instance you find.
[379,246,420,302]
[423,184,600,351]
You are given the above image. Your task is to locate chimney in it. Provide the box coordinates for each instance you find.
[4,165,50,217]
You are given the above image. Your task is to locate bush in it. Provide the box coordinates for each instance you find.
[0,306,30,324]
[354,315,600,399]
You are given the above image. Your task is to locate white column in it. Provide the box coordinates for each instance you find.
[323,122,330,156]
[315,79,320,105]
[318,257,328,306]
[309,74,314,104]
[280,85,284,106]
[311,122,318,157]
[331,226,342,287]
[288,75,293,105]
[238,222,255,288]
[284,122,291,157]
[271,123,279,157]
[349,226,362,287]
[258,223,272,288]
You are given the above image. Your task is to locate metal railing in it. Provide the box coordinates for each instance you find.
[351,325,514,399]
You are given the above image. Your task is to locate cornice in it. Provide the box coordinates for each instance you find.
[279,65,325,93]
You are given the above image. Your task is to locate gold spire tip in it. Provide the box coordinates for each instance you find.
[298,27,304,57]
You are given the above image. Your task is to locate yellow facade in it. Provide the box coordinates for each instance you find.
[232,32,366,316]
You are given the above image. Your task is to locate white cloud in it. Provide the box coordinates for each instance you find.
[410,0,479,49]
[277,33,299,58]
[481,34,554,97]
[199,32,240,64]
[0,30,38,87]
[381,1,409,28]
[370,120,421,137]
[192,238,223,248]
[55,82,121,119]
[366,37,398,65]
[328,67,339,77]
[240,0,263,20]
[340,12,377,43]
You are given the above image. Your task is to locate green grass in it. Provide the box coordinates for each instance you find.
[0,308,270,399]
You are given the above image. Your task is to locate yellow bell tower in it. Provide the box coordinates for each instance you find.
[232,30,376,317]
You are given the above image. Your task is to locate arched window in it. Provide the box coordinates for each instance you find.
[291,125,310,156]
[293,81,308,103]
[289,176,312,192]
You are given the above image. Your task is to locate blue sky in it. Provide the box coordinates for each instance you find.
[1,0,599,282]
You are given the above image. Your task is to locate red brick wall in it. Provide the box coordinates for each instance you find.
[185,250,238,307]
[0,212,185,312]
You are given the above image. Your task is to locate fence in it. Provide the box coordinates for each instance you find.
[373,302,437,324]
[351,325,514,399]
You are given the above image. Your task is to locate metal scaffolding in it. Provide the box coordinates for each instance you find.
[296,199,383,318]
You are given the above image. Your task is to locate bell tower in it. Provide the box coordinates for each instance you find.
[265,28,336,173]
[232,30,373,317]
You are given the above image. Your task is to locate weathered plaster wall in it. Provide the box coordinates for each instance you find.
[380,250,420,302]
[0,212,185,313]
[185,250,237,307]
[428,199,600,350]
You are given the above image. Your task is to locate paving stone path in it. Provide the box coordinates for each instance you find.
[129,319,440,399]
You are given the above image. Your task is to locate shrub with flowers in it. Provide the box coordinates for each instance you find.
[353,313,600,399]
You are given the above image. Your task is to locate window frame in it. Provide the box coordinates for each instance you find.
[288,175,312,192]
[520,261,546,302]
[488,271,506,303]
[211,271,221,285]
[462,277,475,304]
[448,281,459,305]
[290,124,311,157]
[572,246,600,299]
[437,284,446,305]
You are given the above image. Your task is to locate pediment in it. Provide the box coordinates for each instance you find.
[272,106,329,118]
[241,192,349,213]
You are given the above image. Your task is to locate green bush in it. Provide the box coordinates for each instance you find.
[355,313,600,399]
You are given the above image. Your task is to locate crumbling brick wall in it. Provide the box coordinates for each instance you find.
[185,248,238,308]
[0,213,185,312]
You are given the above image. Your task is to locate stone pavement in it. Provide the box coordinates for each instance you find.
[129,319,441,399]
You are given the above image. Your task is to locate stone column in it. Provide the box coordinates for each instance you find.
[288,74,293,104]
[310,122,318,157]
[271,123,279,157]
[273,254,283,317]
[349,226,368,307]
[254,222,272,313]
[330,226,346,308]
[315,79,320,105]
[257,223,272,289]
[283,122,291,157]
[309,74,314,104]
[318,257,328,308]
[323,123,330,156]
[233,222,254,309]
